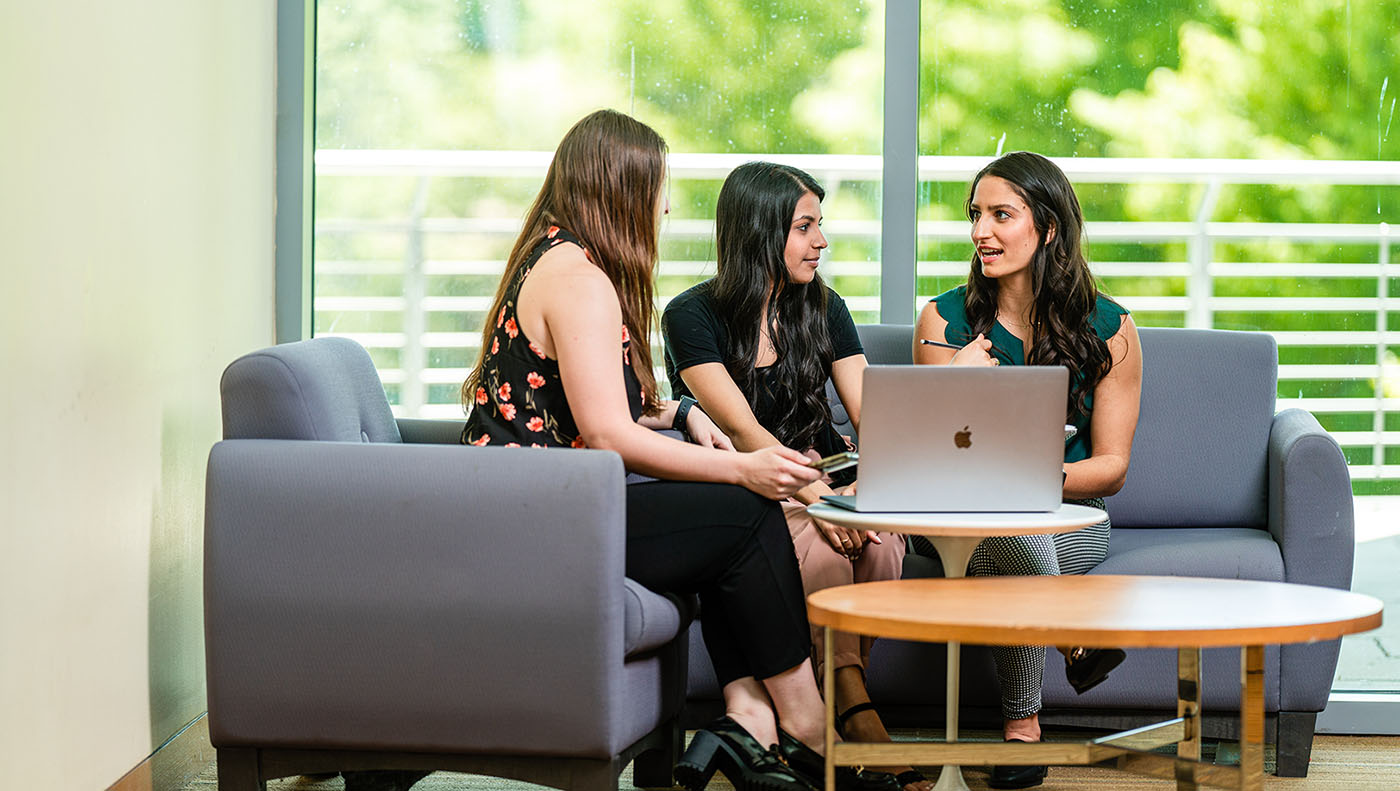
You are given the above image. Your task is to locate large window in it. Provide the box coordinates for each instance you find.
[314,0,883,415]
[304,0,1398,707]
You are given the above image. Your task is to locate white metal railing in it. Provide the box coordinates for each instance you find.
[314,151,1400,482]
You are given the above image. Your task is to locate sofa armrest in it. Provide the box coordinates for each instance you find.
[1266,409,1354,590]
[396,416,467,444]
[204,439,630,755]
[1268,409,1354,714]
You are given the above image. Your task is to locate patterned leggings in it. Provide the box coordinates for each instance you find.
[914,498,1111,720]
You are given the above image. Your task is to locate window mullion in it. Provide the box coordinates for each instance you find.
[880,1,920,325]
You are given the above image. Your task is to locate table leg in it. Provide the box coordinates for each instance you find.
[1239,645,1264,791]
[825,626,836,791]
[945,640,961,744]
[1177,646,1201,790]
[928,637,971,791]
[929,537,981,791]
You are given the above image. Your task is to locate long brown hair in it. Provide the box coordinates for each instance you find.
[462,109,667,416]
[961,151,1115,421]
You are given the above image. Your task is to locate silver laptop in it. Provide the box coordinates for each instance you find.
[824,365,1068,512]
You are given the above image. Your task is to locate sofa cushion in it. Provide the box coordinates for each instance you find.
[856,324,915,366]
[1092,527,1284,581]
[624,579,683,658]
[1104,328,1276,529]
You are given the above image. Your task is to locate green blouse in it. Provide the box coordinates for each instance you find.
[931,285,1128,463]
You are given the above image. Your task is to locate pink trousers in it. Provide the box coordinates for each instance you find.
[781,500,906,678]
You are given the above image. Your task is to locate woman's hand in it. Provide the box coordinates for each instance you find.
[816,517,871,560]
[827,480,881,556]
[687,407,734,451]
[950,333,997,366]
[736,445,823,500]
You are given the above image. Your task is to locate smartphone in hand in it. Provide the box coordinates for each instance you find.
[809,451,858,473]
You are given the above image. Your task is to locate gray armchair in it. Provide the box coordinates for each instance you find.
[205,337,688,790]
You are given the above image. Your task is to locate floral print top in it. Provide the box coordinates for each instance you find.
[461,226,644,448]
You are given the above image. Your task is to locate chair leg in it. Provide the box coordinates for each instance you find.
[632,719,682,789]
[635,607,690,789]
[1275,711,1317,777]
[216,748,266,791]
[571,758,621,791]
[632,750,672,790]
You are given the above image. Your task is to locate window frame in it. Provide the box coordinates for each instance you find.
[275,0,315,344]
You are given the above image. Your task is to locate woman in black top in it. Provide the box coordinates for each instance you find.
[452,111,840,791]
[663,162,923,791]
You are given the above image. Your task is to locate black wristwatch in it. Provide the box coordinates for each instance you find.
[672,396,697,435]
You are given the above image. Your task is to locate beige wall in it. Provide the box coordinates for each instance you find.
[0,3,277,788]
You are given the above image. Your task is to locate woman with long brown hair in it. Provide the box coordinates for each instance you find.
[452,110,836,791]
[915,151,1142,789]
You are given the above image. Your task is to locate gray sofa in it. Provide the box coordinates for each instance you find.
[682,325,1355,778]
[205,337,688,790]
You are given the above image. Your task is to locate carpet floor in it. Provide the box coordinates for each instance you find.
[185,731,1400,791]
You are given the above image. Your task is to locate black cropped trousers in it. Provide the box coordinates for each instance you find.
[625,480,812,686]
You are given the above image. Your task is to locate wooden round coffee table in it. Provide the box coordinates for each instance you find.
[808,575,1383,791]
[806,502,1106,791]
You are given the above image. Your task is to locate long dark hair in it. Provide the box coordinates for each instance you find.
[713,161,833,449]
[961,151,1114,420]
[462,109,667,416]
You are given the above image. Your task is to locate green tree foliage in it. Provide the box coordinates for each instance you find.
[918,0,1102,157]
[616,0,874,153]
[1069,0,1400,224]
[1074,0,1400,161]
[318,1,1399,185]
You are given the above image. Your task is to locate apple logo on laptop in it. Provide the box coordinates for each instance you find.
[954,425,972,449]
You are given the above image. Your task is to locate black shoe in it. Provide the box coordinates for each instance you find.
[1064,647,1126,694]
[674,717,812,791]
[776,729,900,791]
[341,770,431,791]
[988,739,1046,790]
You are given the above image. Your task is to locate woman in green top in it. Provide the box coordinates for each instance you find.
[914,151,1143,789]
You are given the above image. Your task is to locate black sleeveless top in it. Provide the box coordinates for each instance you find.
[462,226,644,448]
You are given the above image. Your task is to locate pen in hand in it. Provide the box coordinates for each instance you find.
[920,339,962,351]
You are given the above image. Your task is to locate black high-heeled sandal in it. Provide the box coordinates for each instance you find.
[834,701,880,738]
[674,717,811,791]
[1064,646,1126,694]
[775,728,900,791]
[830,703,925,791]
